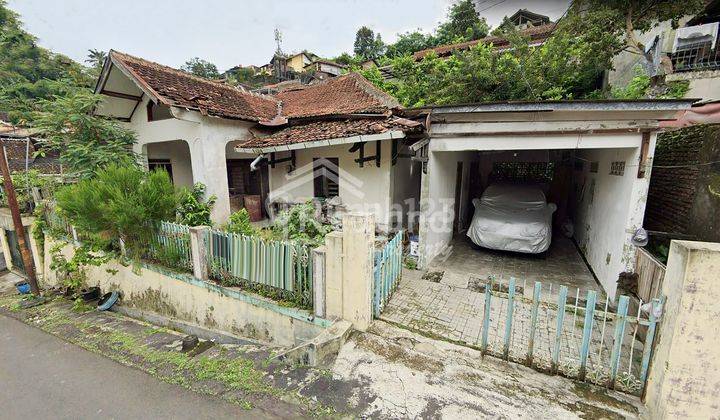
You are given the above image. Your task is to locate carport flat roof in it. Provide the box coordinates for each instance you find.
[405,99,697,115]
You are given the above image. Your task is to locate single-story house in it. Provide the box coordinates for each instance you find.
[93,50,422,225]
[94,50,694,297]
[240,98,694,297]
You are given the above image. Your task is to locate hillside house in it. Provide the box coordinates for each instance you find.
[93,51,420,224]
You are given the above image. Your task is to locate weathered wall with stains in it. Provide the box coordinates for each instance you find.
[645,124,720,242]
[267,141,394,231]
[573,143,653,298]
[41,238,328,347]
[645,240,720,418]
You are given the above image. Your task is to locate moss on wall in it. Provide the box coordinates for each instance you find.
[646,124,720,242]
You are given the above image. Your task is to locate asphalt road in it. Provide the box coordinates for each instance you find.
[0,314,257,419]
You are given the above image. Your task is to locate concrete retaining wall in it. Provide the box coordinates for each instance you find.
[42,238,330,347]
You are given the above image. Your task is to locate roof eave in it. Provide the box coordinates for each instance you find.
[236,130,406,154]
[407,100,697,115]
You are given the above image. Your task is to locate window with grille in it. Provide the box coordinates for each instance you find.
[610,161,625,176]
[313,158,339,198]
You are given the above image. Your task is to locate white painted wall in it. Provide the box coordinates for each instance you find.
[125,96,257,223]
[145,140,194,187]
[572,136,655,297]
[420,130,654,298]
[667,69,720,102]
[420,150,476,264]
[390,146,422,232]
[267,141,394,230]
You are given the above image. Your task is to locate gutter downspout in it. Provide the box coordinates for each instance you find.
[250,154,265,171]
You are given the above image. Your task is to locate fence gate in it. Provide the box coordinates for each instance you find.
[461,278,662,395]
[373,231,403,317]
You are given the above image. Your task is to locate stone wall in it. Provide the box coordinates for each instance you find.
[645,124,720,241]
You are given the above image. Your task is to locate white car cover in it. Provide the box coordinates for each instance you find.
[467,184,556,254]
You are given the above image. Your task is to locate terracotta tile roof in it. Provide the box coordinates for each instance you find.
[0,138,62,174]
[275,73,401,119]
[413,23,556,60]
[106,52,401,125]
[108,50,280,122]
[240,117,422,149]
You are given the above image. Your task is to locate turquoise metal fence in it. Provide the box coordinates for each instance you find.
[380,275,664,395]
[207,229,313,309]
[147,221,193,272]
[373,231,403,317]
[474,278,663,395]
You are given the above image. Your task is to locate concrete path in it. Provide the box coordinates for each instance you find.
[0,315,264,419]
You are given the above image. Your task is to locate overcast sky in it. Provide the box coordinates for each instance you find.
[8,0,568,72]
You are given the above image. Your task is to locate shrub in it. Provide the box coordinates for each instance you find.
[0,170,56,213]
[55,164,177,255]
[176,183,216,226]
[225,209,256,236]
[272,202,332,246]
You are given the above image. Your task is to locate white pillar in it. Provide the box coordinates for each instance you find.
[189,225,210,281]
[312,246,326,318]
[324,231,344,320]
[645,240,720,418]
[341,213,375,331]
[187,137,231,224]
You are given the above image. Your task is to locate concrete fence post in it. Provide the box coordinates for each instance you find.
[644,240,720,418]
[341,213,375,331]
[324,231,344,320]
[189,226,210,281]
[312,245,326,318]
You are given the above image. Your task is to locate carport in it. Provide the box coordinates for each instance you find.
[378,100,692,391]
[409,100,694,298]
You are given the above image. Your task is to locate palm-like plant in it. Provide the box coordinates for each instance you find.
[85,49,107,70]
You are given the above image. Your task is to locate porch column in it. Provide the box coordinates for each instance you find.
[644,240,720,418]
[187,137,231,223]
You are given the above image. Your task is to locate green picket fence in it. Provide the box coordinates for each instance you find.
[207,229,313,309]
[146,221,193,272]
[373,231,403,317]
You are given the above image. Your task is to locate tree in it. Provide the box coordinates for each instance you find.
[362,7,622,106]
[0,0,91,124]
[385,30,437,57]
[85,49,107,71]
[571,0,704,85]
[435,0,489,45]
[180,57,220,79]
[56,164,177,255]
[333,52,362,66]
[354,26,385,60]
[32,81,137,178]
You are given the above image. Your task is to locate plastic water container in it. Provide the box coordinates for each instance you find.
[409,234,419,257]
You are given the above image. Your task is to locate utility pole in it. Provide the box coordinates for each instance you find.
[0,142,39,295]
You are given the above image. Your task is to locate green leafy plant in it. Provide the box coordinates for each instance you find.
[146,235,192,272]
[271,202,332,247]
[31,81,138,178]
[0,170,56,213]
[403,256,418,270]
[224,209,256,236]
[55,164,177,256]
[176,183,216,227]
[49,242,112,295]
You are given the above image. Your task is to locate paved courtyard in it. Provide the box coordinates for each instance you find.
[426,234,603,302]
[382,236,648,394]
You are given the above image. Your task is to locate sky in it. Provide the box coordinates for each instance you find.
[7,0,569,72]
